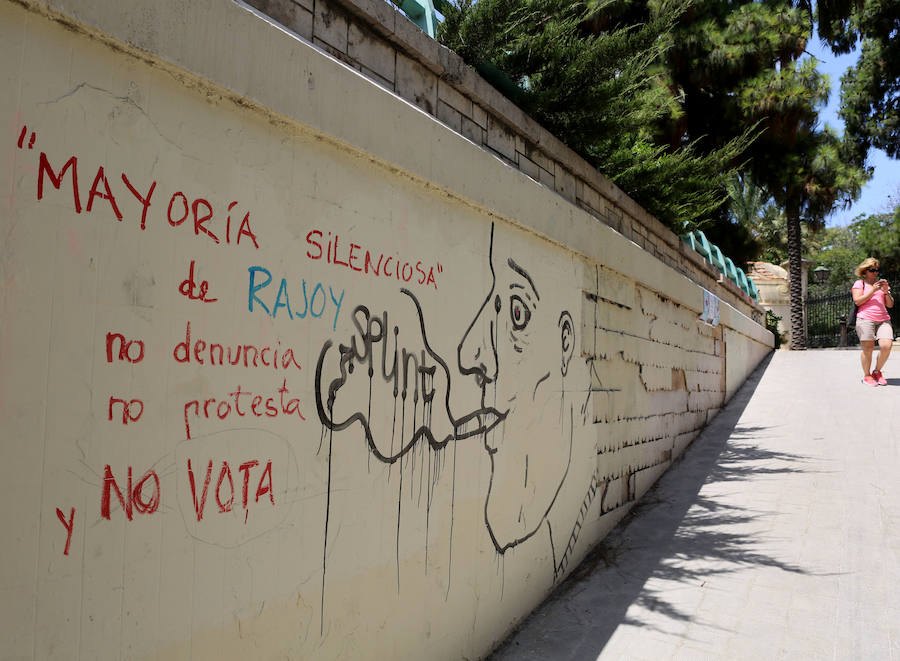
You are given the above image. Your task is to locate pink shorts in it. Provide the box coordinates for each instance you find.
[856,319,894,342]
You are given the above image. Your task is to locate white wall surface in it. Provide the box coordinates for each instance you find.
[0,1,772,659]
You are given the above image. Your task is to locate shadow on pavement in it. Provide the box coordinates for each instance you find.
[488,352,821,660]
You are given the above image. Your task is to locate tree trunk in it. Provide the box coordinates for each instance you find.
[786,209,805,350]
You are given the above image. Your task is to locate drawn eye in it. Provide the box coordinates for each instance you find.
[509,295,531,331]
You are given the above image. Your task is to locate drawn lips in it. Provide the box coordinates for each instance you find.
[454,407,506,440]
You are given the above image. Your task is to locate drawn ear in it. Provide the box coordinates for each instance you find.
[559,311,574,377]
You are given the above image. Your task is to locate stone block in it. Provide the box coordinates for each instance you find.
[486,116,515,161]
[670,410,707,436]
[704,406,721,423]
[634,461,669,499]
[640,364,674,392]
[358,65,392,90]
[646,389,689,415]
[672,430,698,459]
[314,2,348,51]
[313,37,357,67]
[620,336,683,371]
[471,103,487,128]
[685,369,722,392]
[581,184,605,214]
[592,415,614,453]
[688,389,724,412]
[555,164,576,203]
[436,99,462,132]
[396,53,437,114]
[524,145,553,173]
[336,0,396,33]
[637,435,675,468]
[437,45,469,86]
[460,115,482,144]
[517,153,539,181]
[594,265,636,309]
[393,11,441,64]
[246,0,314,39]
[437,80,471,116]
[581,314,599,360]
[604,419,659,452]
[347,23,395,82]
[538,165,554,188]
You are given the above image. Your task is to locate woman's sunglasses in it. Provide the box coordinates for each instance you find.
[867,268,879,273]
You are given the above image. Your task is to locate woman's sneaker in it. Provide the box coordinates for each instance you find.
[863,375,878,386]
[873,370,888,386]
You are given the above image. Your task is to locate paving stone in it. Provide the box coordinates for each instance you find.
[489,350,900,660]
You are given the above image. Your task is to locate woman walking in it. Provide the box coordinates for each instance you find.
[852,258,894,386]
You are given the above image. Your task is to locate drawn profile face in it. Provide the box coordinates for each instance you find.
[458,225,576,552]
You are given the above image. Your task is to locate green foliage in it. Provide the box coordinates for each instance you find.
[852,208,900,270]
[818,0,900,160]
[807,203,900,287]
[808,225,863,287]
[724,173,788,263]
[437,0,750,232]
[438,0,871,327]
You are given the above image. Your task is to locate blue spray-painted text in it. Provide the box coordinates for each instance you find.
[248,266,344,330]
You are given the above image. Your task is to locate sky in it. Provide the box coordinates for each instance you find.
[804,33,900,227]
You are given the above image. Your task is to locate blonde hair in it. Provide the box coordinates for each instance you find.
[855,257,880,278]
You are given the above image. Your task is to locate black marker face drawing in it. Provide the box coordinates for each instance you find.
[459,226,577,553]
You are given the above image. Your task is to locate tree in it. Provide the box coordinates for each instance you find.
[818,0,900,162]
[439,0,870,349]
[808,205,900,288]
[851,208,900,271]
[437,0,750,232]
[761,126,867,348]
[647,1,868,348]
[810,224,863,288]
[725,173,791,263]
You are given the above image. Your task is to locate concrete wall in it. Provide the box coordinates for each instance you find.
[246,0,765,321]
[0,1,772,659]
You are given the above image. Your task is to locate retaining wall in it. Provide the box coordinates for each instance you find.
[0,0,772,659]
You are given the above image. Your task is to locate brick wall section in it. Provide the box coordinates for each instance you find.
[245,0,763,323]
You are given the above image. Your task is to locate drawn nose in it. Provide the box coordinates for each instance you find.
[459,299,497,384]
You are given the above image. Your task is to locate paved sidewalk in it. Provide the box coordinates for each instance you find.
[490,349,900,661]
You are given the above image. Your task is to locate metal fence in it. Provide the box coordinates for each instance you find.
[806,271,898,348]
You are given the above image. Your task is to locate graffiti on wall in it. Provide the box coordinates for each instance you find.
[8,97,701,651]
[13,120,327,553]
[315,222,603,615]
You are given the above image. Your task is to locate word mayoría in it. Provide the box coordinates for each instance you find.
[30,142,259,249]
[306,229,442,290]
